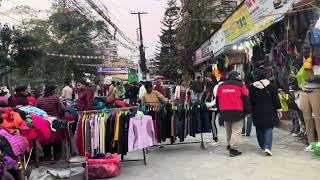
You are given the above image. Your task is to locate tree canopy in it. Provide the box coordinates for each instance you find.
[153,0,180,78]
[1,1,110,88]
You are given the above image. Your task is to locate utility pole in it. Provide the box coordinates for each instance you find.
[131,11,148,80]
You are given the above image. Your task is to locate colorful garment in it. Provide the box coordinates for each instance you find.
[19,106,48,118]
[0,129,30,156]
[128,115,155,152]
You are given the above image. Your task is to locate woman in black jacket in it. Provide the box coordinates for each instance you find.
[250,70,282,156]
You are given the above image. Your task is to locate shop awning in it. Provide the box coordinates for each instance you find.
[194,0,297,66]
[97,67,128,74]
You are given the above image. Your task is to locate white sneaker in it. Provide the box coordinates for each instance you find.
[291,133,299,137]
[207,141,220,147]
[305,144,314,152]
[264,149,272,156]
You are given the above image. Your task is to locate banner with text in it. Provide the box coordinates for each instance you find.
[222,4,254,44]
[210,29,225,56]
[245,0,295,36]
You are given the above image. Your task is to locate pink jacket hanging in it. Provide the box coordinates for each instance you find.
[128,115,155,152]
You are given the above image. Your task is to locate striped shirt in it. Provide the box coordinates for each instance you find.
[37,95,61,117]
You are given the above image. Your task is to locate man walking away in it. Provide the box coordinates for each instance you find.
[217,71,250,157]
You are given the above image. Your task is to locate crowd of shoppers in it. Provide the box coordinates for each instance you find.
[0,67,317,160]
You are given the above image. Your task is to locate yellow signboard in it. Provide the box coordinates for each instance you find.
[250,16,275,36]
[222,5,254,43]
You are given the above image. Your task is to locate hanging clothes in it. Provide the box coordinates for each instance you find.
[128,115,155,152]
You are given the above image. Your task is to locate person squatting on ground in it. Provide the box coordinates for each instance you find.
[249,69,282,156]
[216,71,250,157]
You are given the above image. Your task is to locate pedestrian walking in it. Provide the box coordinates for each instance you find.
[216,71,250,157]
[250,69,282,156]
[192,76,205,101]
[242,69,254,136]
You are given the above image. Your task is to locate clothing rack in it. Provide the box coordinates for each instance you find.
[78,106,147,166]
[142,101,210,150]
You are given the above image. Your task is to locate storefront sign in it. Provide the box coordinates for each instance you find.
[222,4,254,43]
[210,29,225,55]
[201,40,213,59]
[245,0,295,35]
[97,67,128,74]
[245,0,275,24]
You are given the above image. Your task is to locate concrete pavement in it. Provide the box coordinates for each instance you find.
[106,127,319,180]
[31,126,319,180]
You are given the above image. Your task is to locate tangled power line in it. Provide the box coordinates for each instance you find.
[69,0,138,51]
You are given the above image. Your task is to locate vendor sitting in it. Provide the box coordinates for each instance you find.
[141,81,167,106]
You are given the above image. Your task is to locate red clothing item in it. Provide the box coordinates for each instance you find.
[30,114,51,143]
[106,99,131,107]
[37,95,60,117]
[154,85,164,95]
[217,79,249,122]
[76,114,84,155]
[27,96,37,106]
[0,97,8,105]
[8,95,28,107]
[77,88,93,111]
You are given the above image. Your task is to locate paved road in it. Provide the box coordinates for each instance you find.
[32,126,319,180]
[107,127,319,180]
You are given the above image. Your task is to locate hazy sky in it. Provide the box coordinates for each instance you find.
[0,0,168,59]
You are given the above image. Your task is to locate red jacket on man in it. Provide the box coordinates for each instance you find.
[77,88,93,111]
[217,79,249,122]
